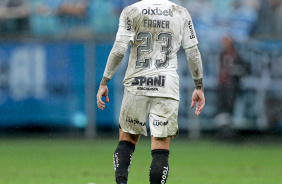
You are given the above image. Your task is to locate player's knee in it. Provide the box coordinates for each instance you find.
[149,149,169,184]
[151,136,171,150]
[119,129,140,146]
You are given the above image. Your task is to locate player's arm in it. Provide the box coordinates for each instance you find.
[185,45,203,89]
[184,45,205,116]
[97,7,134,110]
[97,38,130,110]
[181,9,205,115]
[102,39,130,83]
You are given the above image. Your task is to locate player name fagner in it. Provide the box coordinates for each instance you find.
[144,19,170,29]
[131,75,165,87]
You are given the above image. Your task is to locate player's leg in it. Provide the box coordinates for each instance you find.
[148,97,179,184]
[114,129,140,184]
[119,128,140,145]
[114,89,150,184]
[149,137,171,184]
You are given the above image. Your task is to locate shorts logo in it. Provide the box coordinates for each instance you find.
[126,116,146,126]
[188,21,195,39]
[153,120,168,126]
[142,7,173,17]
[131,75,165,87]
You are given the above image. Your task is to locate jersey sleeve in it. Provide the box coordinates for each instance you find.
[115,6,136,42]
[181,9,199,49]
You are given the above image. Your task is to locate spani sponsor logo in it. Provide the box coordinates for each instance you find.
[153,120,168,126]
[131,75,165,87]
[142,7,173,17]
[188,21,195,39]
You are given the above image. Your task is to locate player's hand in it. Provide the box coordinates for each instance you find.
[96,84,109,110]
[190,89,205,116]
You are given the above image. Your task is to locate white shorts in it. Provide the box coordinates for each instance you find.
[119,89,179,138]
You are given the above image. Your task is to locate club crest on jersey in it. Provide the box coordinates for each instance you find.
[131,75,166,87]
[142,7,173,17]
[188,21,195,39]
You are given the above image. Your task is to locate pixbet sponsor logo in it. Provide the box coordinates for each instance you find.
[153,120,168,126]
[142,7,173,17]
[131,75,165,87]
[188,21,195,39]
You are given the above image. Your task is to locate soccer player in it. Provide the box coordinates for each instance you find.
[96,0,205,184]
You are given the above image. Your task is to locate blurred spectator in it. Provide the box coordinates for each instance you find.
[173,0,190,9]
[251,0,282,39]
[0,0,29,34]
[31,0,88,36]
[215,37,248,139]
[35,0,87,17]
[276,0,282,33]
[57,0,88,33]
[228,0,258,42]
[178,0,217,48]
[265,93,282,130]
[113,0,139,16]
[58,0,87,18]
[187,0,216,34]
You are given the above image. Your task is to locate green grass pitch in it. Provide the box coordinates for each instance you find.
[0,138,282,184]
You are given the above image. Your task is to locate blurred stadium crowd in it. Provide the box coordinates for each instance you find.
[0,0,282,135]
[0,0,282,40]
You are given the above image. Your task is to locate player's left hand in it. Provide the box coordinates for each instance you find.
[190,89,205,116]
[97,84,109,110]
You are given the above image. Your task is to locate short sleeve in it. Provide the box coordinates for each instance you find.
[116,7,135,42]
[181,9,198,49]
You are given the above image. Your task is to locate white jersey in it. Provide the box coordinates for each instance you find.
[116,0,198,100]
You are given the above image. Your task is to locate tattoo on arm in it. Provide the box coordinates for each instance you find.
[194,78,204,90]
[101,76,110,86]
